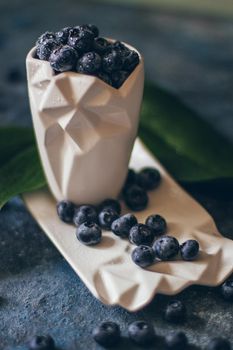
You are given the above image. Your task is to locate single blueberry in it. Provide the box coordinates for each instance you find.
[153,236,179,260]
[49,45,78,72]
[94,37,110,54]
[124,184,148,212]
[36,31,56,45]
[28,335,55,350]
[92,321,121,347]
[76,222,102,245]
[112,41,129,54]
[55,27,72,45]
[68,27,94,53]
[77,24,99,38]
[137,167,161,191]
[129,224,154,246]
[145,214,167,236]
[221,278,233,301]
[131,245,155,268]
[73,205,98,226]
[99,198,121,215]
[180,239,199,261]
[206,337,231,350]
[165,300,186,323]
[128,320,156,346]
[111,70,129,89]
[98,208,119,230]
[123,49,140,72]
[165,331,188,349]
[57,200,75,223]
[77,51,101,74]
[122,168,138,194]
[111,213,137,238]
[36,39,60,61]
[102,50,123,73]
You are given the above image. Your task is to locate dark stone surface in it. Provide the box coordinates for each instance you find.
[0,0,232,349]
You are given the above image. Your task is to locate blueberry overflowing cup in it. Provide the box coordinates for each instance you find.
[26,25,144,205]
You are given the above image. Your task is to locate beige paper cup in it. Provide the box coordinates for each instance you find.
[26,43,144,205]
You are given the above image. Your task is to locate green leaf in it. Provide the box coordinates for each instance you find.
[0,145,46,208]
[140,83,233,182]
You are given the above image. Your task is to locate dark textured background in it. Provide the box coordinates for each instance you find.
[0,1,233,349]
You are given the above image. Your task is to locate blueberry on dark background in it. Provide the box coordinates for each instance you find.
[131,245,155,267]
[124,184,148,211]
[180,239,199,261]
[76,222,102,245]
[165,300,186,323]
[92,321,121,347]
[145,214,167,236]
[57,200,75,223]
[122,168,138,193]
[94,37,110,54]
[137,167,161,191]
[68,27,94,53]
[206,337,231,350]
[99,198,121,215]
[73,205,98,226]
[123,49,140,72]
[165,331,188,349]
[128,320,156,346]
[28,335,55,350]
[129,223,155,246]
[50,45,78,72]
[221,278,233,301]
[55,27,72,45]
[98,208,119,230]
[111,213,137,238]
[153,236,179,260]
[36,31,56,45]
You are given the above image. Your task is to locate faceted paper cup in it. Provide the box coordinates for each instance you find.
[26,44,144,205]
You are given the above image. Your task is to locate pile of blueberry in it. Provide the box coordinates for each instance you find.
[57,166,200,268]
[35,24,140,88]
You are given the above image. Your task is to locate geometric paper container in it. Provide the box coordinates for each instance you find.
[26,44,144,204]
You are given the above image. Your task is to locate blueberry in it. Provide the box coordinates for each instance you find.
[103,50,123,73]
[96,71,112,86]
[165,300,186,323]
[122,168,138,194]
[57,200,75,223]
[145,214,167,236]
[76,222,102,245]
[180,239,199,261]
[129,224,154,246]
[123,50,140,72]
[73,205,98,226]
[131,245,155,268]
[28,335,55,350]
[128,320,156,346]
[94,37,110,54]
[55,27,72,44]
[77,24,99,38]
[221,278,233,301]
[49,45,78,72]
[111,213,137,238]
[99,198,121,215]
[68,27,94,53]
[153,236,179,260]
[92,321,121,347]
[165,331,188,349]
[77,52,101,74]
[36,31,56,45]
[36,39,60,61]
[112,41,129,54]
[98,208,119,230]
[137,167,161,191]
[124,185,148,211]
[206,338,231,350]
[111,70,129,89]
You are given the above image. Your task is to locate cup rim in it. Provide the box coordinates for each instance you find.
[26,39,144,92]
